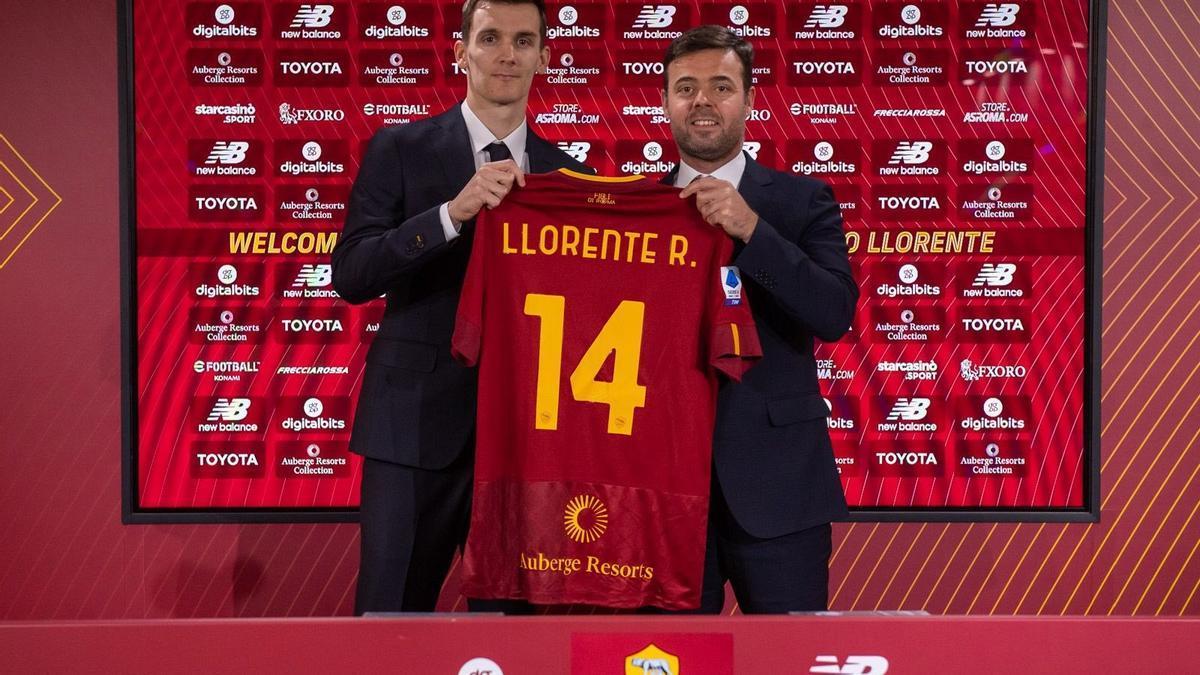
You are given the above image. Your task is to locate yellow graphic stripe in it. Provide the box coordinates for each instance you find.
[557,167,644,183]
[0,134,62,269]
[730,324,740,356]
[0,183,12,216]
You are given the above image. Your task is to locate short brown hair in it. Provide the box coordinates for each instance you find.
[461,0,548,45]
[662,25,754,93]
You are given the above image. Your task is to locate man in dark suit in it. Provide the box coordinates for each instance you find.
[660,26,858,613]
[331,0,591,614]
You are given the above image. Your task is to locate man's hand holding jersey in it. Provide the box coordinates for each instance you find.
[447,160,527,227]
[679,175,758,244]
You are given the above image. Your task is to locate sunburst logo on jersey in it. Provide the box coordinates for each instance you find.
[563,494,608,543]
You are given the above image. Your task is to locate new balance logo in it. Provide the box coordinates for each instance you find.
[976,3,1020,27]
[888,141,932,165]
[556,141,591,162]
[886,398,930,421]
[810,655,889,674]
[973,263,1016,287]
[291,4,334,28]
[742,141,761,160]
[207,398,251,422]
[292,264,332,288]
[632,4,676,28]
[805,5,849,28]
[205,142,249,165]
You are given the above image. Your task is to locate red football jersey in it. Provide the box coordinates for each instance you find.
[452,169,760,609]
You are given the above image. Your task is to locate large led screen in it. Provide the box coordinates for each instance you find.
[122,0,1103,521]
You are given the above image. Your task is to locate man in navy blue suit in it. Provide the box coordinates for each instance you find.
[660,26,858,613]
[331,0,590,614]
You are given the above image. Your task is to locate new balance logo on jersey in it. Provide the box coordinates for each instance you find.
[291,4,334,27]
[886,398,930,421]
[207,398,251,421]
[976,3,1020,27]
[810,655,889,674]
[805,5,848,28]
[889,141,932,165]
[973,263,1016,287]
[632,5,676,28]
[556,141,592,162]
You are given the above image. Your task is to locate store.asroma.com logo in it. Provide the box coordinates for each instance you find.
[632,5,676,28]
[805,5,849,28]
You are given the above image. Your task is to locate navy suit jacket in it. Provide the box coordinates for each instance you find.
[666,155,858,538]
[332,104,592,470]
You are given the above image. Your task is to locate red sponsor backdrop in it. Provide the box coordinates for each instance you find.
[8,0,1200,620]
[130,0,1090,514]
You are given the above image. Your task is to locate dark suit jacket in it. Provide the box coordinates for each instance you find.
[332,104,591,470]
[667,154,858,538]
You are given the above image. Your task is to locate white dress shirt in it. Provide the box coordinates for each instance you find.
[438,101,530,241]
[672,151,747,188]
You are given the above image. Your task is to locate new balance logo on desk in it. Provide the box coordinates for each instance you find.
[810,655,889,674]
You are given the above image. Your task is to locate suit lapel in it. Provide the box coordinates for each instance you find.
[527,131,569,173]
[736,153,773,211]
[431,103,476,191]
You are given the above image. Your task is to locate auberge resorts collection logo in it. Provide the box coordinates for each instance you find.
[516,494,655,581]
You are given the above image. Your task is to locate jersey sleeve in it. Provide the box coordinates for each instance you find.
[706,235,762,381]
[451,213,488,367]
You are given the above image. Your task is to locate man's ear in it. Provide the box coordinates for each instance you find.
[453,39,467,72]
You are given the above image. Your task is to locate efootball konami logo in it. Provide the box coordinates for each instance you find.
[291,4,334,27]
[632,5,676,28]
[563,494,608,543]
[805,5,849,28]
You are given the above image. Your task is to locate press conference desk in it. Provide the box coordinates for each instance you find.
[4,614,1197,673]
